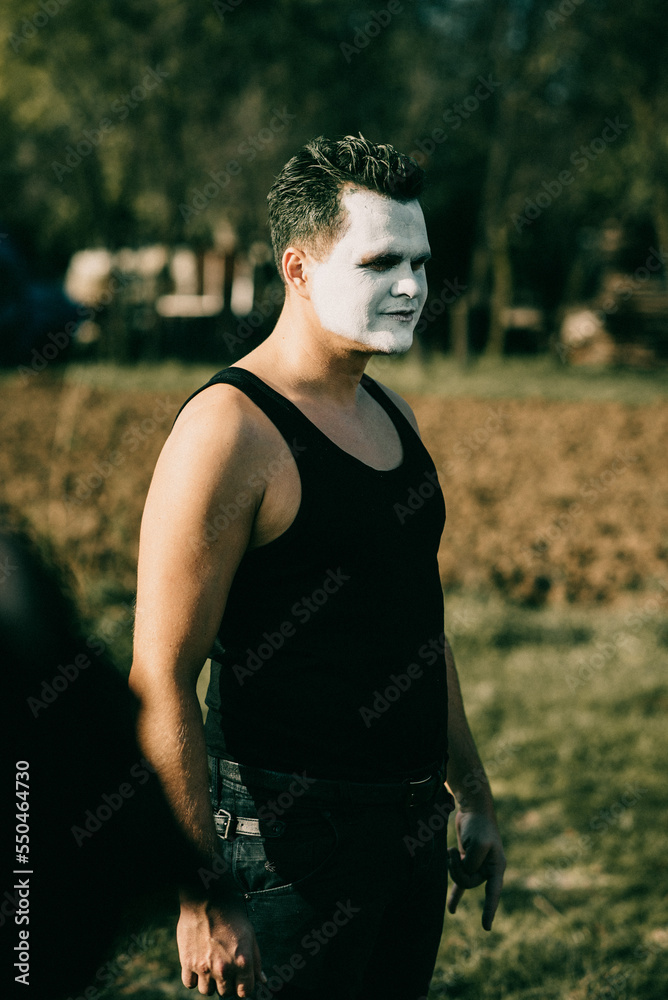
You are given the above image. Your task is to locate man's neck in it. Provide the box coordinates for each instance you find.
[237,303,374,410]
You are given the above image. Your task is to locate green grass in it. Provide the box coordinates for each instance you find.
[4,353,668,403]
[94,595,668,999]
[369,353,668,404]
[427,594,668,1000]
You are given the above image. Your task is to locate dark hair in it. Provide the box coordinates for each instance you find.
[267,134,425,280]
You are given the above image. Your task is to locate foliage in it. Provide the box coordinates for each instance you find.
[1,0,667,340]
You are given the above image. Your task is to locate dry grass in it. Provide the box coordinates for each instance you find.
[2,366,666,672]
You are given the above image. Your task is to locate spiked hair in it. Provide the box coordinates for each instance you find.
[267,135,425,281]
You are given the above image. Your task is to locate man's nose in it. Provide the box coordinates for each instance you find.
[392,270,422,298]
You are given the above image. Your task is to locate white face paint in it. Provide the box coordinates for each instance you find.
[307,187,431,354]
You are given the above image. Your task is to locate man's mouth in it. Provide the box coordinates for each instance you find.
[383,310,416,323]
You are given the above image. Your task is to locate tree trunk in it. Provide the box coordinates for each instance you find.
[450,294,470,367]
[619,84,668,283]
[486,224,513,357]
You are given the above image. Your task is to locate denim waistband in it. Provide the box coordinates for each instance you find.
[208,755,447,808]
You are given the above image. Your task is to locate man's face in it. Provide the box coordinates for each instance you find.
[307,187,431,354]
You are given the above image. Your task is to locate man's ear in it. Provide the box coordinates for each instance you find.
[282,246,313,299]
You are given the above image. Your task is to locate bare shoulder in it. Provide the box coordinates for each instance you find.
[173,380,263,440]
[141,381,283,529]
[372,379,421,437]
[167,380,277,470]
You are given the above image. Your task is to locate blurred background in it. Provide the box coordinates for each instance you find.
[1,1,667,998]
[1,0,668,367]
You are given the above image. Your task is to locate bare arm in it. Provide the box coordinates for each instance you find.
[443,636,506,931]
[129,386,267,997]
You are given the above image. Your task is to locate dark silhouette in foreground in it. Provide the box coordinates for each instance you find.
[1,526,204,997]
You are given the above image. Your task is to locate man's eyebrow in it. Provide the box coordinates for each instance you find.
[358,250,432,266]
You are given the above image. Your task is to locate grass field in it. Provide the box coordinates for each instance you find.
[94,596,668,1000]
[3,356,667,998]
[11,353,667,404]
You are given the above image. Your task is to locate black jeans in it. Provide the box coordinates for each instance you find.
[209,757,455,999]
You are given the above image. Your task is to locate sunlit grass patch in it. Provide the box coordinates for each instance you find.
[428,596,668,999]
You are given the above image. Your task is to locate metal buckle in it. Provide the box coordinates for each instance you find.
[406,773,436,808]
[214,808,236,840]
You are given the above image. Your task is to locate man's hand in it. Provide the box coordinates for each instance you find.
[447,808,506,931]
[177,896,265,997]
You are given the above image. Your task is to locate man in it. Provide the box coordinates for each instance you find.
[130,135,505,999]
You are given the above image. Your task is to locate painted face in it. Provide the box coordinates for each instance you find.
[307,187,431,354]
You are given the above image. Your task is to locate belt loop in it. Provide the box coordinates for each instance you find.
[208,754,221,805]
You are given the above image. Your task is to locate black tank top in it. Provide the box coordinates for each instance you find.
[176,367,448,780]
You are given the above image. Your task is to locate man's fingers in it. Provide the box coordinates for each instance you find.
[481,864,505,932]
[460,839,491,877]
[447,880,465,914]
[447,847,486,889]
[235,973,256,998]
[196,974,214,995]
[229,955,255,997]
[179,953,262,997]
[448,845,505,929]
[179,968,226,996]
